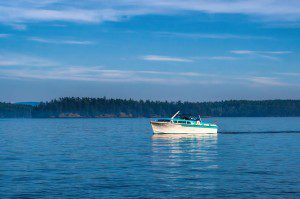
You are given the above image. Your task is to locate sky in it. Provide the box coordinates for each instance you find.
[0,0,300,102]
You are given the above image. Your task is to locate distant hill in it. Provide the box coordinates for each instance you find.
[1,97,300,118]
[15,102,40,106]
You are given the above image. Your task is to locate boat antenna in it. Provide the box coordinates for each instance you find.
[171,111,180,119]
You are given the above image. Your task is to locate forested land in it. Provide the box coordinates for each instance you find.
[0,102,32,118]
[1,97,300,118]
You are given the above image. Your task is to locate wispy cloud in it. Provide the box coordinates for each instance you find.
[195,56,238,61]
[0,52,57,67]
[264,51,292,54]
[155,32,272,40]
[0,0,299,26]
[230,50,255,55]
[210,56,238,61]
[231,50,292,55]
[230,50,292,60]
[0,6,101,23]
[275,72,300,77]
[9,23,27,30]
[1,62,299,87]
[0,66,219,85]
[241,76,288,86]
[28,37,94,45]
[142,55,193,62]
[0,34,10,38]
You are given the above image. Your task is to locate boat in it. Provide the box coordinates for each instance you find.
[150,111,218,134]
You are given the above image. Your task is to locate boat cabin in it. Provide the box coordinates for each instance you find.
[157,113,200,125]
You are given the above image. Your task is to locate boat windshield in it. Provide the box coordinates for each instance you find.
[176,114,198,121]
[157,119,171,122]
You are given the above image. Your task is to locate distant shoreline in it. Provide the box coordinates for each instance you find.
[2,116,300,119]
[1,97,300,118]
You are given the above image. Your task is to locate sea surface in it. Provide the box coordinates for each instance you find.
[0,118,300,198]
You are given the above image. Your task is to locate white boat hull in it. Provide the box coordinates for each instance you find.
[151,121,218,134]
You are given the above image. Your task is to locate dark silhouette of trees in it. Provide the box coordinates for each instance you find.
[0,102,32,118]
[1,97,300,118]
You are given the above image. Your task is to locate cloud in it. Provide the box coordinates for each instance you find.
[0,65,221,85]
[0,0,299,26]
[242,76,288,86]
[264,51,292,54]
[155,32,272,40]
[275,72,300,77]
[0,52,57,67]
[231,50,292,55]
[0,34,10,38]
[230,50,255,55]
[195,56,238,61]
[210,56,237,61]
[9,23,27,30]
[142,55,193,62]
[230,50,292,60]
[0,7,102,23]
[28,37,94,45]
[1,61,298,87]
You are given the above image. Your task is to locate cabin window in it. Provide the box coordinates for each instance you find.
[178,121,186,124]
[187,122,191,124]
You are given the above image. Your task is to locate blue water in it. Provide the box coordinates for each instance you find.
[0,118,300,198]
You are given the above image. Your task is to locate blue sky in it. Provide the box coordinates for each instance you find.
[0,0,300,102]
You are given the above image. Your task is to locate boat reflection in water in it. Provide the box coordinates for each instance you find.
[150,134,219,191]
[152,133,218,141]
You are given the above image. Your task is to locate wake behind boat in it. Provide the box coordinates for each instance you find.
[150,111,218,134]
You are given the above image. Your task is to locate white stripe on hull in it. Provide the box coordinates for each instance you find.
[151,122,218,134]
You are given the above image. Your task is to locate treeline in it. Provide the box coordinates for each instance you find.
[0,102,32,118]
[1,97,300,118]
